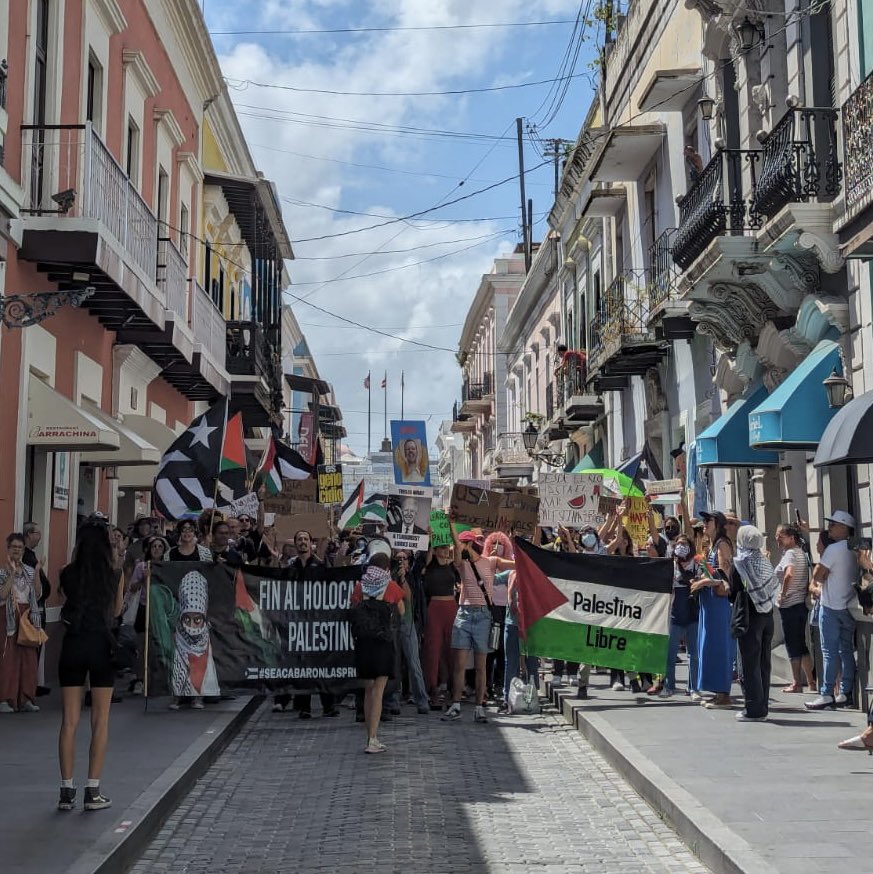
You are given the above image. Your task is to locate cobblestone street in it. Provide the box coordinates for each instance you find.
[131,700,709,874]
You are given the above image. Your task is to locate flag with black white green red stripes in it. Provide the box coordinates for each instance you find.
[513,538,673,676]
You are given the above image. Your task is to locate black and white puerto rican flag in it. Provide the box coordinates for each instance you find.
[153,399,229,520]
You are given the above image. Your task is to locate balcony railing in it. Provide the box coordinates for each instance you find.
[753,106,841,217]
[589,273,653,366]
[226,320,270,378]
[157,237,188,322]
[191,281,227,368]
[843,70,873,220]
[0,58,7,110]
[647,228,678,312]
[462,380,487,403]
[494,433,532,466]
[20,122,159,281]
[673,107,842,271]
[482,371,494,395]
[555,355,588,404]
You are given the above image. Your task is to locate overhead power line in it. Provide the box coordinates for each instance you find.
[211,19,576,35]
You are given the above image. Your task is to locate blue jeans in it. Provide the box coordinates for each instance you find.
[819,606,856,697]
[398,620,429,709]
[503,623,539,702]
[666,621,699,693]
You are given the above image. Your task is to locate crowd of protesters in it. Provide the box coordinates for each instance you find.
[3,479,873,797]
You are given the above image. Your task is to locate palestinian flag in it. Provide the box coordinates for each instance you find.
[361,494,388,524]
[254,437,314,496]
[513,537,673,675]
[218,412,248,503]
[338,479,365,531]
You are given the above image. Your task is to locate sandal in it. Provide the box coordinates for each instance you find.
[837,734,873,754]
[781,684,802,693]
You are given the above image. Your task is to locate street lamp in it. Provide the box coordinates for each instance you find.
[697,93,715,121]
[735,18,764,52]
[823,368,850,409]
[522,421,565,468]
[522,422,539,453]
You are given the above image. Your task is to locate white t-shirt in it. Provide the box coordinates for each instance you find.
[819,540,859,610]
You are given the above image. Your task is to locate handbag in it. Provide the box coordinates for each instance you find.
[467,559,502,652]
[730,588,751,639]
[508,676,541,714]
[17,610,49,648]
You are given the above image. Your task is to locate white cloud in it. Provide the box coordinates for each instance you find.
[212,0,580,453]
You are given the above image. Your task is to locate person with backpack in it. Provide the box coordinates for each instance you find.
[349,553,405,754]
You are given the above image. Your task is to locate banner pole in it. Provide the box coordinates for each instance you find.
[143,566,151,710]
[383,370,387,441]
[401,370,404,420]
[367,372,371,456]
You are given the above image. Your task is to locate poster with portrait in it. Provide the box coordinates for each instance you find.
[390,420,431,486]
[52,452,70,510]
[385,484,432,552]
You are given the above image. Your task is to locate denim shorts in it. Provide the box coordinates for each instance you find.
[451,605,491,653]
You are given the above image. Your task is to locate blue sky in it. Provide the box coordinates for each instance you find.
[203,0,601,457]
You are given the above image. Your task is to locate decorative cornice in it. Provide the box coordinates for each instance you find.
[714,351,751,396]
[797,230,845,274]
[688,281,779,350]
[93,0,127,35]
[122,50,160,99]
[154,109,186,148]
[176,151,205,183]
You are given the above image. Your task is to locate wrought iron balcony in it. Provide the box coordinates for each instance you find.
[0,59,7,166]
[462,380,485,402]
[588,272,666,378]
[647,229,678,313]
[226,320,271,378]
[752,106,841,218]
[450,400,476,432]
[494,432,533,466]
[460,377,491,415]
[842,70,873,224]
[482,370,494,396]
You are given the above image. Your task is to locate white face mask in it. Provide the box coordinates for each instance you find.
[581,533,597,549]
[674,543,691,560]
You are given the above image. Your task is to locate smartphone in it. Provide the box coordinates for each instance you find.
[794,508,802,524]
[848,536,872,552]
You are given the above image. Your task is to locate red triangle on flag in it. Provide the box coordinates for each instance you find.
[220,412,247,472]
[513,543,569,640]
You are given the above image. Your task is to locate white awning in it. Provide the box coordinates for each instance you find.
[115,414,179,488]
[27,376,121,451]
[82,405,162,467]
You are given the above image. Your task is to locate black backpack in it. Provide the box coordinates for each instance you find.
[349,597,394,643]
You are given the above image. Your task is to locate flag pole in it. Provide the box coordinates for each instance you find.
[401,370,404,419]
[383,370,387,441]
[367,371,371,456]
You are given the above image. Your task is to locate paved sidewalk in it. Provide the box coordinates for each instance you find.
[551,667,873,874]
[132,698,710,874]
[0,692,255,874]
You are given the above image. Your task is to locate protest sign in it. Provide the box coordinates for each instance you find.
[297,412,316,465]
[274,508,331,542]
[645,479,683,498]
[317,464,344,504]
[496,491,540,537]
[450,483,502,530]
[263,478,318,513]
[390,420,431,486]
[147,562,364,696]
[225,492,259,519]
[385,484,432,552]
[538,472,605,528]
[622,496,651,549]
[429,509,453,547]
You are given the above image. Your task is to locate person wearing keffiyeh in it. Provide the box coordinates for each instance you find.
[732,525,779,722]
[170,571,220,710]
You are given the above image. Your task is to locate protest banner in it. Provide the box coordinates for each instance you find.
[225,492,259,519]
[298,412,316,465]
[262,478,318,513]
[390,420,431,486]
[513,539,672,676]
[274,508,331,542]
[429,509,453,547]
[385,484,432,552]
[317,464,344,504]
[622,496,651,548]
[496,491,540,537]
[450,483,502,530]
[538,472,605,528]
[147,562,364,695]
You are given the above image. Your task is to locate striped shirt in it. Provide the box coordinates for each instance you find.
[775,547,810,608]
[458,557,496,606]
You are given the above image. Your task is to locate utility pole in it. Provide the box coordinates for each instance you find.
[516,117,531,272]
[541,139,572,202]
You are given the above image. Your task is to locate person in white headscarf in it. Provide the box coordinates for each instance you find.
[732,525,779,722]
[170,570,220,710]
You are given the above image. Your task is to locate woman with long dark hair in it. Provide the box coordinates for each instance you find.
[57,517,124,812]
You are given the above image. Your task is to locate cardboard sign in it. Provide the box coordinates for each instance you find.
[429,510,453,547]
[274,508,331,542]
[385,485,432,552]
[538,472,605,528]
[225,492,259,519]
[263,478,318,513]
[646,478,683,497]
[496,491,540,537]
[317,464,344,504]
[450,483,502,530]
[622,496,651,550]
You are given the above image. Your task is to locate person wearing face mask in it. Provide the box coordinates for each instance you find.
[663,535,701,698]
[169,571,220,711]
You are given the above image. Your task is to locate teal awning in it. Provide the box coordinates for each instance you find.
[697,383,779,468]
[748,340,841,451]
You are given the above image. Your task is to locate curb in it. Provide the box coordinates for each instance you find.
[67,695,262,874]
[549,686,780,874]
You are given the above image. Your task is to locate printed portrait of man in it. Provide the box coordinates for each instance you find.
[394,438,428,484]
[387,496,428,537]
[172,570,220,698]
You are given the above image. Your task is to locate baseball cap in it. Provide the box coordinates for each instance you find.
[458,530,485,548]
[724,511,742,525]
[825,510,855,529]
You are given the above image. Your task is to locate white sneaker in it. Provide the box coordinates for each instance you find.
[364,739,386,754]
[272,702,285,713]
[568,676,579,687]
[0,702,15,713]
[611,682,625,691]
[735,711,766,722]
[690,692,704,703]
[441,704,461,721]
[474,705,488,723]
[20,700,39,712]
[804,694,836,711]
[191,697,205,710]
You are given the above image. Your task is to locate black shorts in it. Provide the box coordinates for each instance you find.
[58,631,116,688]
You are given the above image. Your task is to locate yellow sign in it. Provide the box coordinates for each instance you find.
[317,464,344,504]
